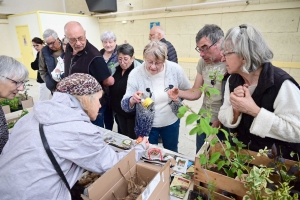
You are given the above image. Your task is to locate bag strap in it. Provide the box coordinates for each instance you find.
[39,123,72,194]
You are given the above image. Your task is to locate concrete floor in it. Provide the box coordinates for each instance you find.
[26,79,203,158]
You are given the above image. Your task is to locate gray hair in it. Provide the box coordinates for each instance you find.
[62,37,69,43]
[143,41,167,61]
[196,24,224,44]
[221,23,273,73]
[100,31,116,42]
[42,29,58,41]
[0,55,28,83]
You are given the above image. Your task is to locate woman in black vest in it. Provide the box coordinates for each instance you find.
[109,44,141,139]
[218,24,300,160]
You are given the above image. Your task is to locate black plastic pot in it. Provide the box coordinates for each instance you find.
[187,190,208,200]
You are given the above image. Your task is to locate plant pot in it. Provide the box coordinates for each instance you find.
[21,96,34,109]
[187,190,208,200]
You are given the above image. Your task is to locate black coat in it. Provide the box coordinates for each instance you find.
[31,52,44,83]
[110,63,136,119]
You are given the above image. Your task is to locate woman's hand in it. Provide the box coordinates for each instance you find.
[230,86,260,117]
[233,85,245,97]
[129,91,142,108]
[168,88,179,102]
[142,137,150,149]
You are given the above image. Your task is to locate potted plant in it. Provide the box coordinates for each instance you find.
[178,70,300,199]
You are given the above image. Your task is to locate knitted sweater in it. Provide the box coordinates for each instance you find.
[121,60,191,137]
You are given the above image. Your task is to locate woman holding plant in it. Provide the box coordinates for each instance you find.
[0,55,28,154]
[219,23,300,160]
[121,41,191,152]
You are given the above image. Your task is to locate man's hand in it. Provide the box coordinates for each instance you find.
[211,120,222,128]
[167,88,179,102]
[230,85,260,117]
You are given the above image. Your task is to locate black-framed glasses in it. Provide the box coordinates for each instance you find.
[0,75,26,88]
[195,41,217,53]
[46,39,57,47]
[67,36,85,44]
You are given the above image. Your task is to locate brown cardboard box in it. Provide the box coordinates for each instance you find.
[82,149,170,200]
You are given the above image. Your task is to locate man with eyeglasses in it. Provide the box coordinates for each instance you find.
[63,21,114,126]
[169,24,228,152]
[149,26,178,63]
[39,29,63,92]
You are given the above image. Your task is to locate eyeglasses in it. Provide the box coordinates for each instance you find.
[68,36,85,44]
[146,60,164,67]
[118,57,131,63]
[0,75,26,88]
[222,51,236,58]
[46,39,57,47]
[195,41,217,53]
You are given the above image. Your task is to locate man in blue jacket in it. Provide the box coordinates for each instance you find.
[39,29,63,92]
[149,26,178,63]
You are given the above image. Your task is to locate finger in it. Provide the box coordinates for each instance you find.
[243,86,251,97]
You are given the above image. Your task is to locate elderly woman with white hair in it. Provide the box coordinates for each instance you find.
[96,31,119,132]
[0,73,148,200]
[121,41,191,152]
[0,55,28,154]
[218,24,300,160]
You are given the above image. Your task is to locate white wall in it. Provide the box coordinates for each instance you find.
[0,0,65,15]
[39,12,101,49]
[0,19,14,57]
[7,13,40,59]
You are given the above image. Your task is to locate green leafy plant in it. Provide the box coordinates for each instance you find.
[7,109,29,129]
[1,97,19,111]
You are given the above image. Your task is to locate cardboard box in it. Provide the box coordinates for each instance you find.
[82,149,170,200]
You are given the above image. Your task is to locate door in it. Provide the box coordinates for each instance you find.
[16,25,35,79]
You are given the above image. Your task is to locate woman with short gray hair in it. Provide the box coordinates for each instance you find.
[0,55,28,153]
[218,24,300,160]
[121,41,191,152]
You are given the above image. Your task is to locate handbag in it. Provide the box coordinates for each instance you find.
[39,123,84,200]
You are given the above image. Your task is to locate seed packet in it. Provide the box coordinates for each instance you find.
[173,157,189,174]
[170,174,192,198]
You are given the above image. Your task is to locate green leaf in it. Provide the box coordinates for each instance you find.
[186,113,199,125]
[225,150,230,158]
[177,113,184,118]
[205,91,210,98]
[178,106,188,114]
[237,169,243,179]
[200,83,210,92]
[217,160,225,170]
[217,74,224,81]
[189,127,201,135]
[200,118,212,135]
[225,141,231,149]
[219,128,229,141]
[209,152,221,164]
[290,151,296,158]
[210,137,219,146]
[199,154,207,165]
[198,109,207,115]
[207,88,220,95]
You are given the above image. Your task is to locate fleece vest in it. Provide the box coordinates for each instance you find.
[41,46,58,91]
[64,40,102,77]
[229,62,300,160]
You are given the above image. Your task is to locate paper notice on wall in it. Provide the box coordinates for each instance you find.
[142,173,161,200]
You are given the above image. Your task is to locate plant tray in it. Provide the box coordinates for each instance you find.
[194,136,297,200]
